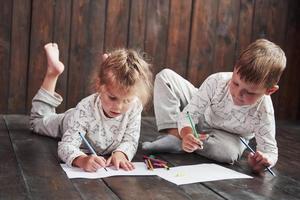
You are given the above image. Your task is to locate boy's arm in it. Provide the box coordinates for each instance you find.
[178,74,218,134]
[254,100,278,167]
[113,101,142,161]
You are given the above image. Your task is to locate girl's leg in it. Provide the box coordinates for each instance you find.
[142,69,197,153]
[30,43,65,138]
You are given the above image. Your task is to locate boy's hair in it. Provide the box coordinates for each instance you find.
[94,48,153,106]
[234,39,286,88]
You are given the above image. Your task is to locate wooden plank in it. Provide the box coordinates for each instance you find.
[72,179,119,200]
[8,0,31,114]
[213,0,239,72]
[0,115,28,199]
[67,0,106,108]
[0,0,12,114]
[128,0,146,50]
[144,0,170,75]
[27,0,55,113]
[267,0,289,118]
[103,176,191,200]
[104,0,130,50]
[187,0,219,87]
[275,125,300,180]
[165,0,192,76]
[235,0,255,57]
[52,0,72,113]
[4,115,81,199]
[251,0,289,116]
[277,0,300,120]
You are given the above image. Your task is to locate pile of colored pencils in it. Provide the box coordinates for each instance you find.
[143,155,169,170]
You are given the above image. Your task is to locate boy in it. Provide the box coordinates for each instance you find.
[143,39,286,173]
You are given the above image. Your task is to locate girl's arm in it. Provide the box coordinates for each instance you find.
[58,99,94,167]
[113,101,143,161]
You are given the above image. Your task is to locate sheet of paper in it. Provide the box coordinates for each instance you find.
[60,162,161,179]
[155,163,252,185]
[61,162,252,185]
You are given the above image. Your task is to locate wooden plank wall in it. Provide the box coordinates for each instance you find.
[0,0,299,120]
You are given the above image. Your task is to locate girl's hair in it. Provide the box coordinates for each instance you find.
[93,48,153,106]
[234,39,286,88]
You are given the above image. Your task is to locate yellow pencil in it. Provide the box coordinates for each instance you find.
[147,159,154,170]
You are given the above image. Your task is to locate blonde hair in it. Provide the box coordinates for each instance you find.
[234,39,286,88]
[93,48,153,107]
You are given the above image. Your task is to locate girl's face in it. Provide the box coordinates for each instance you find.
[229,69,267,106]
[100,84,136,118]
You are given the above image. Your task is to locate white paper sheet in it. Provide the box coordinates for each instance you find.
[155,163,252,185]
[61,162,252,185]
[60,162,163,179]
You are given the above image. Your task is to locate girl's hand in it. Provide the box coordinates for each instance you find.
[247,151,271,173]
[73,155,107,172]
[182,133,202,153]
[106,151,135,171]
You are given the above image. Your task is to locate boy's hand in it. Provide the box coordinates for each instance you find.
[106,151,135,171]
[182,133,203,153]
[73,155,107,172]
[247,151,271,173]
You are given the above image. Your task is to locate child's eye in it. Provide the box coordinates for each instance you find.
[124,99,132,104]
[246,92,255,96]
[232,81,238,86]
[109,95,117,100]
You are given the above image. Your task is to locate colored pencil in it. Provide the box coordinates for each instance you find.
[186,111,199,139]
[78,132,108,171]
[239,137,276,176]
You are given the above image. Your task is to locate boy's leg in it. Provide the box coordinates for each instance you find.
[196,130,247,164]
[142,69,197,153]
[30,43,65,138]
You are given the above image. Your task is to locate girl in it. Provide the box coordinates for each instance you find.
[30,43,152,172]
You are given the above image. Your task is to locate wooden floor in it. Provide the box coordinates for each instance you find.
[1,115,300,200]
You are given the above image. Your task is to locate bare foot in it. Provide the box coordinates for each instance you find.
[44,43,64,76]
[41,43,65,95]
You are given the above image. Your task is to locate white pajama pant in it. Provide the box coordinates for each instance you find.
[30,88,74,138]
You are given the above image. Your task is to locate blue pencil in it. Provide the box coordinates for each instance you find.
[239,137,276,176]
[78,132,108,171]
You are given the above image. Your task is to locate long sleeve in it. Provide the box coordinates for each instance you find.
[113,102,143,161]
[178,74,218,134]
[58,101,93,166]
[252,98,278,167]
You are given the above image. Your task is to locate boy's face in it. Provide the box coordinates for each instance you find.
[229,69,276,106]
[100,84,135,118]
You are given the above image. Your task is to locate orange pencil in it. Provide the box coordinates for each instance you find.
[147,159,154,170]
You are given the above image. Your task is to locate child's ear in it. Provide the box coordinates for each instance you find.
[265,85,279,95]
[102,53,109,62]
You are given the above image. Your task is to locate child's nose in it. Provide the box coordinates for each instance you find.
[114,101,123,111]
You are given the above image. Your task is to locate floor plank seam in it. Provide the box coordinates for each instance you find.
[101,179,122,200]
[3,116,34,200]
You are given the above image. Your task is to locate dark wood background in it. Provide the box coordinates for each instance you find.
[0,0,299,120]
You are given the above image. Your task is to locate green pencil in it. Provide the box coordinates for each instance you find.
[186,111,199,139]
